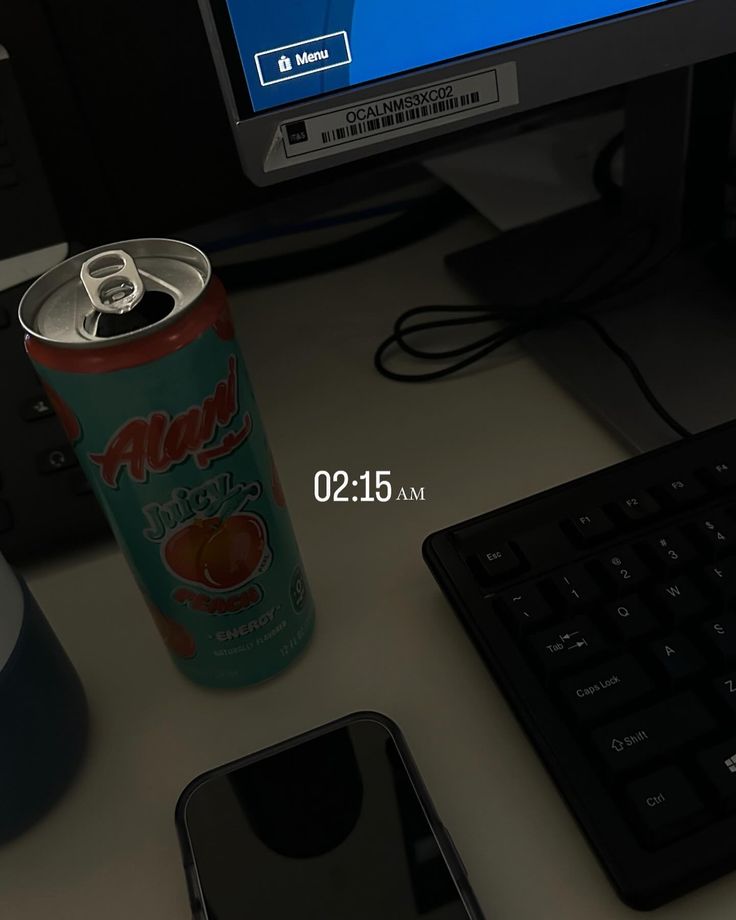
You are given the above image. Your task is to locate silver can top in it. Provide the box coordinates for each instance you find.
[19,238,211,348]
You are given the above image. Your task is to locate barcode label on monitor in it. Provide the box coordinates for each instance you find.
[269,64,518,169]
[318,91,482,145]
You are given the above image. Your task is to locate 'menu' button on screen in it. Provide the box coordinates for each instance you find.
[255,32,352,86]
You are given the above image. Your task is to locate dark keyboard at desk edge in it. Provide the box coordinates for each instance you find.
[0,282,110,564]
[424,420,736,909]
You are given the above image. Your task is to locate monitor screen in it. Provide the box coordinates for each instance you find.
[224,1,671,113]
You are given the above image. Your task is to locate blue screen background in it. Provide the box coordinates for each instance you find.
[225,0,665,112]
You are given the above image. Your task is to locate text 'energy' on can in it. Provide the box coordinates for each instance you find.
[19,240,315,688]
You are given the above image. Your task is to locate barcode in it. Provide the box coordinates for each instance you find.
[320,92,481,145]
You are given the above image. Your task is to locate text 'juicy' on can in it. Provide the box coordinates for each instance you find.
[19,240,315,688]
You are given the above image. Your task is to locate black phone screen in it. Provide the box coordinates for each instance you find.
[182,718,475,919]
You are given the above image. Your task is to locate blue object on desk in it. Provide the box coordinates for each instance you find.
[0,553,88,842]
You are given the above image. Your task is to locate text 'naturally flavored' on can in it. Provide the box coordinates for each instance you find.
[19,240,315,688]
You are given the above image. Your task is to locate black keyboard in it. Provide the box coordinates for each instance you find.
[0,282,110,564]
[424,422,736,909]
[0,52,110,564]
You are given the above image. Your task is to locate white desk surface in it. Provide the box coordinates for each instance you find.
[7,217,735,919]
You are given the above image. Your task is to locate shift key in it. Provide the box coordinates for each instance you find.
[592,692,716,774]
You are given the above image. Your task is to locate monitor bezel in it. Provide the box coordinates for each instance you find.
[209,0,684,119]
[198,0,736,186]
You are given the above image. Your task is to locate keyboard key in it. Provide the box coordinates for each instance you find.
[0,500,11,533]
[657,477,707,508]
[641,529,695,572]
[563,509,615,546]
[615,491,660,524]
[651,576,707,623]
[595,547,649,593]
[559,655,653,723]
[651,635,705,682]
[592,693,716,774]
[20,394,55,422]
[496,585,553,633]
[713,671,736,714]
[529,616,605,673]
[690,513,735,557]
[702,558,736,600]
[702,616,736,662]
[474,542,523,584]
[697,739,736,807]
[603,595,659,640]
[36,446,78,474]
[625,767,704,844]
[70,471,93,496]
[549,566,602,610]
[700,461,736,491]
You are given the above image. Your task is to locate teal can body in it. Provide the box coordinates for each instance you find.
[20,240,315,688]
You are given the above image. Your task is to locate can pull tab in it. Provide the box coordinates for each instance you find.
[80,250,145,314]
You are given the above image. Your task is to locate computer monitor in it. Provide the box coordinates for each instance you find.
[200,0,735,186]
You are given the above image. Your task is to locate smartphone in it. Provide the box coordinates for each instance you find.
[176,712,485,920]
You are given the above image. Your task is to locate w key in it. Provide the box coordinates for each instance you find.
[651,576,707,623]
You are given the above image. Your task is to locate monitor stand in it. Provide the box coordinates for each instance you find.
[446,59,736,454]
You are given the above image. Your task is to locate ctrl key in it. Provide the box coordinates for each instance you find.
[625,767,705,845]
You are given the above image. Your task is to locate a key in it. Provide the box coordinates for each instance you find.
[549,566,602,610]
[602,595,659,640]
[697,739,736,807]
[641,529,695,572]
[702,616,736,662]
[559,655,653,723]
[625,767,705,844]
[563,509,615,546]
[529,616,605,673]
[591,692,716,773]
[657,477,707,508]
[651,576,707,623]
[650,635,705,682]
[495,585,553,633]
[595,548,648,593]
[615,492,661,524]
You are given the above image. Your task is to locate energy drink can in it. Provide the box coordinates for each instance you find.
[19,240,315,688]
